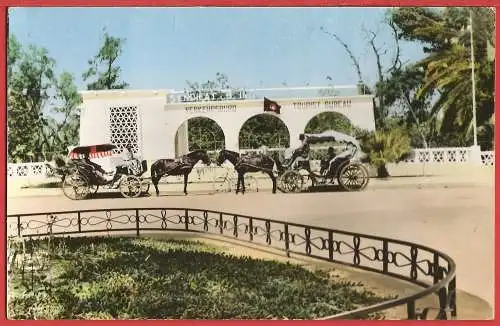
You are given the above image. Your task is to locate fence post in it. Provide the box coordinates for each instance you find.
[328,230,333,261]
[249,217,253,241]
[135,209,140,236]
[407,300,416,319]
[284,224,290,257]
[17,216,21,237]
[184,209,189,231]
[383,240,389,273]
[77,212,82,233]
[219,213,223,234]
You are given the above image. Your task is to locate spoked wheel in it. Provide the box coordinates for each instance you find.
[337,163,370,191]
[119,175,143,198]
[62,172,91,200]
[89,185,99,195]
[279,170,304,193]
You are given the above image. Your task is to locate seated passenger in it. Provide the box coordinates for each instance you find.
[121,145,142,176]
[327,145,354,176]
[81,152,114,182]
[321,147,337,175]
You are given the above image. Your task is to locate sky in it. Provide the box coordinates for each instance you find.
[8,7,426,92]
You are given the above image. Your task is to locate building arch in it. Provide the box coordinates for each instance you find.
[238,113,290,149]
[304,111,355,135]
[174,117,225,156]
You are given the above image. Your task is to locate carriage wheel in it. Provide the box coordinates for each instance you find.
[89,185,99,195]
[338,163,370,191]
[119,175,142,198]
[279,170,304,193]
[62,172,91,200]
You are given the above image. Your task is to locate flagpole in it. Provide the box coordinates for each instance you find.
[469,9,478,147]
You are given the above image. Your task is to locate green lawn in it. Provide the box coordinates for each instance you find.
[8,236,392,320]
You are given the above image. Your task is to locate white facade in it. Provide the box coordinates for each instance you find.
[79,89,376,162]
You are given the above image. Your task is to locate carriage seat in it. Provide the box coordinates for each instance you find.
[325,152,352,176]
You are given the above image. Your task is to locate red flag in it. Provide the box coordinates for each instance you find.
[263,97,281,114]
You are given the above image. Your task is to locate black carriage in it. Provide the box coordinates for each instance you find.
[278,130,370,193]
[60,144,150,200]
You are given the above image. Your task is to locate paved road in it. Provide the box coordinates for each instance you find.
[6,185,494,314]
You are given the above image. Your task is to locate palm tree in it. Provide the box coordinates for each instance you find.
[391,7,494,147]
[360,128,412,178]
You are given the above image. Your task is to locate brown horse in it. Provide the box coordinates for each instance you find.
[216,149,280,194]
[150,150,211,196]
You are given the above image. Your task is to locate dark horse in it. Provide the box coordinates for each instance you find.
[150,150,211,196]
[216,149,280,194]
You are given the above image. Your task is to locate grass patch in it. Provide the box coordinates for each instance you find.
[8,236,393,320]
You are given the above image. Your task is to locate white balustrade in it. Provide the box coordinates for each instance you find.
[7,162,50,178]
[7,147,494,181]
[480,151,495,166]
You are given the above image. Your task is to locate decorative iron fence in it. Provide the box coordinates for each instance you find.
[7,208,457,320]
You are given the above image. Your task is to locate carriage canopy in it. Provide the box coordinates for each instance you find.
[68,144,117,159]
[304,130,360,148]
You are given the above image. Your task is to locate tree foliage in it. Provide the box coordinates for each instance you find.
[177,117,225,151]
[304,112,354,134]
[239,114,290,149]
[7,35,81,162]
[390,7,495,149]
[82,31,129,90]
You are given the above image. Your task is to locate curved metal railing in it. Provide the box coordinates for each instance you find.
[7,207,457,320]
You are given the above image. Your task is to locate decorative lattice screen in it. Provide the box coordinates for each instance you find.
[109,106,139,155]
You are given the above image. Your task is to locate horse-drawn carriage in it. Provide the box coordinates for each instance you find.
[57,144,150,200]
[278,130,370,193]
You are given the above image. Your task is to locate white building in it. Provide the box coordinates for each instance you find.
[78,87,376,165]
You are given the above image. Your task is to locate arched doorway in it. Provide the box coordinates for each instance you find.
[304,111,354,134]
[174,117,225,157]
[238,114,290,149]
[304,112,355,160]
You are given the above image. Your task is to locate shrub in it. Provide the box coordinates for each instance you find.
[359,128,412,178]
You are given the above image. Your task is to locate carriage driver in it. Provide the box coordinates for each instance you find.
[121,144,142,176]
[289,134,310,168]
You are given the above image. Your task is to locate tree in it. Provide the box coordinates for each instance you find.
[8,41,56,162]
[48,72,82,155]
[82,31,129,90]
[390,7,495,149]
[320,19,402,130]
[378,64,432,148]
[8,36,82,162]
